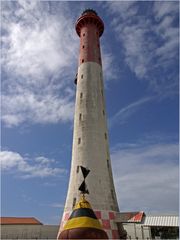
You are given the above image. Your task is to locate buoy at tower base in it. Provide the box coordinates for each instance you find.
[58,195,108,239]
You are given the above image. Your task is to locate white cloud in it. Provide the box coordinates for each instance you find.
[111,139,179,213]
[110,96,154,126]
[104,1,179,96]
[3,12,77,80]
[102,50,117,81]
[121,24,152,79]
[1,1,77,127]
[1,1,116,128]
[35,156,54,164]
[0,150,67,178]
[0,151,24,170]
[153,1,178,20]
[48,203,64,208]
[106,1,137,20]
[2,93,74,127]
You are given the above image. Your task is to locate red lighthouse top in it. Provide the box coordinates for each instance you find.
[75,9,104,67]
[76,9,104,37]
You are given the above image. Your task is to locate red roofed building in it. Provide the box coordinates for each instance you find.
[0,217,43,225]
[1,217,58,239]
[116,211,145,223]
[1,214,179,239]
[115,212,179,239]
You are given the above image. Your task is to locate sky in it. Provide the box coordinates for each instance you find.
[1,0,179,225]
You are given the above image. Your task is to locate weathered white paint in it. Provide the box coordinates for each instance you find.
[1,225,59,239]
[122,223,152,240]
[64,61,119,212]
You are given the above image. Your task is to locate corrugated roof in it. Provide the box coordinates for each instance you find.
[143,216,179,227]
[0,217,43,225]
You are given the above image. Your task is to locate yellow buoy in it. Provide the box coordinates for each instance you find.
[58,195,108,239]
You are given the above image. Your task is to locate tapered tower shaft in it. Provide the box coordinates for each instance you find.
[58,10,124,239]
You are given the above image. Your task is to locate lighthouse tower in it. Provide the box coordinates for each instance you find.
[58,9,125,239]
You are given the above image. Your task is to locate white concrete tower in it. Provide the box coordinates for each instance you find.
[58,9,126,239]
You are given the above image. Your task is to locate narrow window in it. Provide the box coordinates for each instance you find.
[82,59,84,63]
[76,166,79,173]
[107,160,109,168]
[101,90,103,96]
[74,73,77,85]
[80,92,83,99]
[72,197,76,208]
[79,113,82,121]
[81,74,83,79]
[82,45,85,49]
[103,110,105,115]
[98,57,101,61]
[83,33,85,36]
[78,138,81,144]
[105,133,107,139]
[111,189,115,200]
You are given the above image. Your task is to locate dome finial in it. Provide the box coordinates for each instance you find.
[82,9,97,16]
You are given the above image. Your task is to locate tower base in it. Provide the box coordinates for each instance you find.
[59,210,124,239]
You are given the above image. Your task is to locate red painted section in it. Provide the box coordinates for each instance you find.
[121,211,144,222]
[64,212,70,221]
[75,12,104,66]
[112,230,120,239]
[102,219,111,229]
[95,211,102,219]
[132,212,144,222]
[109,212,115,220]
[79,25,102,65]
[0,217,42,225]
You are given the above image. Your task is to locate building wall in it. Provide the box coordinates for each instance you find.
[122,223,151,239]
[2,222,178,239]
[1,225,59,239]
[142,226,152,239]
[122,223,179,240]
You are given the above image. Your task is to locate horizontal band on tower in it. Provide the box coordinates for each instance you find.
[63,216,103,230]
[69,208,97,220]
[59,227,108,239]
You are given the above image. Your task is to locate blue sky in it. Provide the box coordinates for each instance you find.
[1,1,179,224]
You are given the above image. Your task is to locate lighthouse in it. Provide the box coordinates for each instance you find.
[58,9,126,239]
